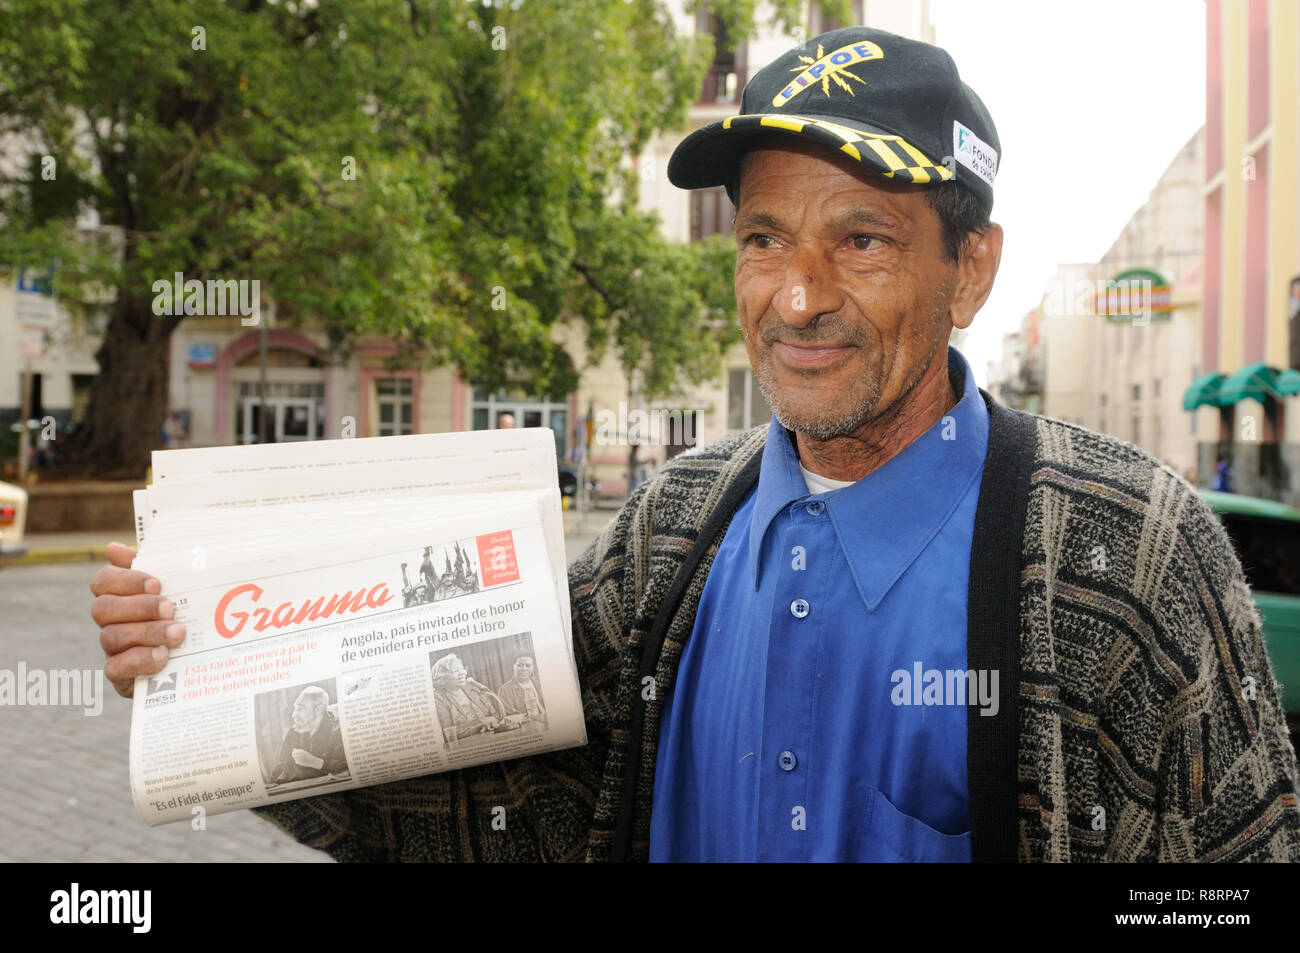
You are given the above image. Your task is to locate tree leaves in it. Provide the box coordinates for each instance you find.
[0,0,833,414]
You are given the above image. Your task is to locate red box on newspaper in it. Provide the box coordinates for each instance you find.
[476,530,520,587]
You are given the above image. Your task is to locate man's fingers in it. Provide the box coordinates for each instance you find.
[90,564,161,598]
[98,543,157,700]
[103,644,170,694]
[105,541,138,569]
[91,592,172,627]
[99,619,185,657]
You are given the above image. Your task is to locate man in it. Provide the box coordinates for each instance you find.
[271,686,348,784]
[1213,457,1234,493]
[92,26,1299,861]
[498,656,547,728]
[418,545,436,598]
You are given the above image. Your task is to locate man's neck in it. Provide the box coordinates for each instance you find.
[794,350,958,483]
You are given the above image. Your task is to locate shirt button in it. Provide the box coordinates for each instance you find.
[789,598,810,619]
[806,499,825,516]
[779,750,797,771]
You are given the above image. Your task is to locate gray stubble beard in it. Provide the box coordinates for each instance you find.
[751,302,947,442]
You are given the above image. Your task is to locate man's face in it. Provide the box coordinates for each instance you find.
[292,694,322,732]
[514,657,534,680]
[733,139,960,439]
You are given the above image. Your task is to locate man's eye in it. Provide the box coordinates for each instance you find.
[744,233,779,249]
[850,235,883,251]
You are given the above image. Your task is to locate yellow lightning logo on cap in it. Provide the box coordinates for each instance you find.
[774,40,882,108]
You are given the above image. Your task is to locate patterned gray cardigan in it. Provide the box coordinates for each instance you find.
[252,391,1300,861]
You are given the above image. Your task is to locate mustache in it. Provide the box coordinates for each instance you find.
[759,317,869,348]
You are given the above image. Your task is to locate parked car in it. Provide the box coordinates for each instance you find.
[0,480,28,556]
[557,464,600,509]
[1199,490,1300,716]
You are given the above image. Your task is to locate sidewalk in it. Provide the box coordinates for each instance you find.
[0,531,124,567]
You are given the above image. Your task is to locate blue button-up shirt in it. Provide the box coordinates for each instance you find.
[649,346,990,862]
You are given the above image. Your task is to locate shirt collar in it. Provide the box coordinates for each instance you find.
[747,345,990,610]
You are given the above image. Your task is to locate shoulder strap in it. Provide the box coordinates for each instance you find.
[610,449,764,862]
[967,392,1038,862]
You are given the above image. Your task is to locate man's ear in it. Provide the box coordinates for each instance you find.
[950,223,1003,330]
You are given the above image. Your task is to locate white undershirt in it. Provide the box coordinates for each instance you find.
[798,461,857,495]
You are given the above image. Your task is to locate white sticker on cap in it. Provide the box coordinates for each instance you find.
[953,121,998,188]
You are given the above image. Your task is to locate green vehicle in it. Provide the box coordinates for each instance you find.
[1199,490,1300,725]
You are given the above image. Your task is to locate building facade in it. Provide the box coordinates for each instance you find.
[1189,0,1300,503]
[1040,130,1204,479]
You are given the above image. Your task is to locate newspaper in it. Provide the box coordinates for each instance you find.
[127,429,586,826]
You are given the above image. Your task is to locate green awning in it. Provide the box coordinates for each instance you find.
[1183,372,1226,410]
[1278,368,1300,397]
[1217,362,1283,405]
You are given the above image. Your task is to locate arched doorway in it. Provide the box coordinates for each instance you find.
[231,347,326,444]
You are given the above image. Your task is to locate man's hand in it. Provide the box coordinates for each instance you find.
[90,541,186,699]
[291,748,325,770]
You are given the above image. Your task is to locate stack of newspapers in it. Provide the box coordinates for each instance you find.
[127,428,585,826]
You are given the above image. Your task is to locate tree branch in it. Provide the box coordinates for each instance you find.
[572,259,621,311]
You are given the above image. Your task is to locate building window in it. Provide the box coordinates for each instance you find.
[1153,378,1161,398]
[690,186,734,240]
[727,367,771,431]
[697,12,745,104]
[1131,413,1141,446]
[470,384,568,460]
[1132,384,1141,402]
[376,378,414,437]
[1289,276,1300,371]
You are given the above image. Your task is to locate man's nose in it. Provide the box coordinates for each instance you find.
[778,247,843,328]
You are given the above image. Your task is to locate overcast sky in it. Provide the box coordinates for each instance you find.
[930,0,1206,384]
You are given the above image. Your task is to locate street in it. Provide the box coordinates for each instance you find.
[0,508,613,862]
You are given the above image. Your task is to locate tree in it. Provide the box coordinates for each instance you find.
[0,0,844,476]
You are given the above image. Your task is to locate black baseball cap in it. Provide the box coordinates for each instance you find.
[668,26,1000,214]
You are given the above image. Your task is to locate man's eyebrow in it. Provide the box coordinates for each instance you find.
[733,210,786,234]
[733,207,903,234]
[826,208,902,231]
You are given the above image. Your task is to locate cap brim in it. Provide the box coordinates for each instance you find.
[667,113,954,194]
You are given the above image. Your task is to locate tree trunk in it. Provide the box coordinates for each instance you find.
[60,295,179,479]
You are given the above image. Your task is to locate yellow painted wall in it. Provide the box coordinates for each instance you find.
[1268,0,1299,369]
[1219,0,1247,373]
